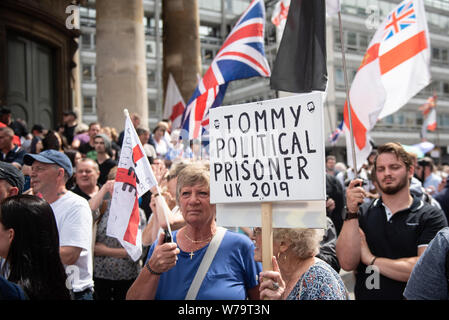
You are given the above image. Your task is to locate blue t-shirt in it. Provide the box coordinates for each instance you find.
[403,227,449,300]
[147,229,261,300]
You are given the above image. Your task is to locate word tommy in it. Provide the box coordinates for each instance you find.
[211,103,321,201]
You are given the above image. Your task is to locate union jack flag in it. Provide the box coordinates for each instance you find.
[329,120,343,145]
[181,0,271,140]
[383,0,416,41]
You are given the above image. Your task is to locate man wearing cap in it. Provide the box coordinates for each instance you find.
[24,150,94,300]
[0,161,24,200]
[94,134,116,185]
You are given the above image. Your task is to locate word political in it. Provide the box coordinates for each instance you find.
[210,94,324,203]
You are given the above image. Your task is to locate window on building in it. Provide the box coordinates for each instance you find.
[443,82,449,96]
[149,99,157,114]
[83,96,95,114]
[82,64,94,82]
[384,115,394,125]
[438,114,449,128]
[147,70,156,85]
[346,31,358,50]
[81,34,91,49]
[203,48,215,62]
[335,68,345,88]
[334,29,341,47]
[359,34,369,49]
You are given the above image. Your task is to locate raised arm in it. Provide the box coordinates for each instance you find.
[336,179,366,271]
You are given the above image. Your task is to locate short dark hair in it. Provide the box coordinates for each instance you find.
[31,124,44,133]
[0,108,11,115]
[63,111,77,119]
[374,142,413,172]
[417,157,434,170]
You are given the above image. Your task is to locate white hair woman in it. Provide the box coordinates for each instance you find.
[254,227,348,300]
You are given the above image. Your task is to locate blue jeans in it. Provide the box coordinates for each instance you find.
[72,288,94,300]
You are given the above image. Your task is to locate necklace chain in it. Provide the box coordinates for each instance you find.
[183,230,216,260]
[184,232,214,244]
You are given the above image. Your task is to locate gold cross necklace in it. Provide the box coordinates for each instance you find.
[183,231,215,260]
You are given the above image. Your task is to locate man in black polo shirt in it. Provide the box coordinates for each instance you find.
[336,142,447,300]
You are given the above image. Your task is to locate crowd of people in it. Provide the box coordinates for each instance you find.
[0,106,449,300]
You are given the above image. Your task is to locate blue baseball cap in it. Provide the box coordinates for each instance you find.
[24,150,73,177]
[0,162,25,193]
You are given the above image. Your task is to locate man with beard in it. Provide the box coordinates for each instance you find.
[336,142,447,300]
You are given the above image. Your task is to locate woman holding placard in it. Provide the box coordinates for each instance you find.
[126,161,261,300]
[253,227,348,300]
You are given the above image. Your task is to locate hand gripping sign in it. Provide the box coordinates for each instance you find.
[209,93,327,270]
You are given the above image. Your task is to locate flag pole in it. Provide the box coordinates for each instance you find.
[337,11,358,175]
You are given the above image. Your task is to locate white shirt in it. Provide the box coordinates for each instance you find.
[50,191,94,292]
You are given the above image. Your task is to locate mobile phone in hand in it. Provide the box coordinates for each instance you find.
[163,229,172,243]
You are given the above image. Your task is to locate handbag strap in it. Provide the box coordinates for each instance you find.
[185,227,226,300]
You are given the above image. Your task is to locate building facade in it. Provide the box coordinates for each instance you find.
[77,0,449,163]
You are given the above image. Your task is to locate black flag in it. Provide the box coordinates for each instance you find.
[270,0,327,93]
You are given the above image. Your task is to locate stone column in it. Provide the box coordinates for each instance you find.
[162,0,201,104]
[96,0,148,131]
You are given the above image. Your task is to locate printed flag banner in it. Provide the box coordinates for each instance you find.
[271,0,290,28]
[163,73,186,130]
[344,0,431,170]
[107,111,158,261]
[270,0,327,93]
[271,0,290,46]
[420,94,437,139]
[181,0,271,141]
[329,120,344,145]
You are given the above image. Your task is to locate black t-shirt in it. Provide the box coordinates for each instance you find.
[97,158,117,185]
[71,184,95,200]
[64,124,77,145]
[326,173,345,235]
[354,195,448,300]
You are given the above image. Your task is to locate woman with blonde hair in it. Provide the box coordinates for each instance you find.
[127,161,260,300]
[254,227,348,300]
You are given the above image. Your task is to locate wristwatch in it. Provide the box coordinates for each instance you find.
[344,206,359,221]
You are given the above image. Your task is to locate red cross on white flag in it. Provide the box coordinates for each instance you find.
[107,110,158,261]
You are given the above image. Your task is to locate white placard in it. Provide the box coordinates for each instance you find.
[209,93,326,204]
[216,200,327,228]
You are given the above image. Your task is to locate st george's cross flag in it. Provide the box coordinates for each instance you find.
[420,93,437,139]
[343,0,430,170]
[181,0,271,140]
[107,111,158,261]
[271,0,290,28]
[163,73,186,130]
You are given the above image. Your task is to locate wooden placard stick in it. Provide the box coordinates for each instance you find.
[261,202,273,272]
